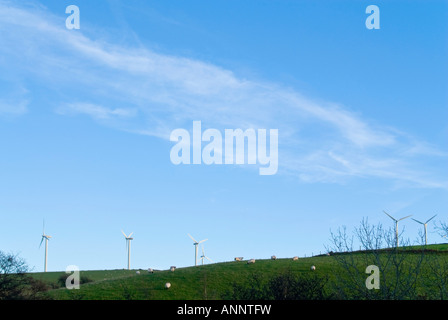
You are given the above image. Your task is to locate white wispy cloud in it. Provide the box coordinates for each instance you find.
[0,1,446,188]
[56,103,137,120]
[0,99,28,116]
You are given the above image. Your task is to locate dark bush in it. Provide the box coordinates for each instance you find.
[268,272,330,300]
[224,271,331,300]
[0,251,50,300]
[57,273,93,288]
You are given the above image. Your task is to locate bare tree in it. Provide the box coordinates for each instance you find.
[327,218,427,300]
[435,220,448,240]
[0,251,48,300]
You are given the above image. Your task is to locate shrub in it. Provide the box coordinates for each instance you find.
[0,251,50,300]
[223,271,331,300]
[57,273,94,288]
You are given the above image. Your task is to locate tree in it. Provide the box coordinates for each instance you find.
[327,218,427,300]
[268,271,330,300]
[223,271,331,300]
[224,272,268,300]
[0,251,48,300]
[435,220,448,240]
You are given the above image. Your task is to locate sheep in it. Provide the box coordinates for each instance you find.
[170,266,176,272]
[271,255,277,260]
[165,282,171,289]
[292,256,299,261]
[234,257,244,261]
[310,265,316,271]
[247,259,256,264]
[136,271,140,275]
[148,268,154,273]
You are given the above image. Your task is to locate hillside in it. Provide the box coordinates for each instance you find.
[28,243,448,300]
[32,256,335,300]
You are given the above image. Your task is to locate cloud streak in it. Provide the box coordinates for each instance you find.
[0,99,28,116]
[0,1,446,188]
[56,103,137,120]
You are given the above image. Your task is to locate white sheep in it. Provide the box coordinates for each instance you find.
[234,257,244,261]
[247,259,256,264]
[165,282,171,289]
[292,256,299,261]
[136,271,140,275]
[170,266,176,272]
[271,255,277,260]
[148,268,154,273]
[311,265,316,271]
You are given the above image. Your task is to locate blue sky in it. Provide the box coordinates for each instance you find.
[0,0,447,271]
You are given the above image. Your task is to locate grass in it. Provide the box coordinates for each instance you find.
[31,257,336,300]
[28,243,448,300]
[30,269,138,284]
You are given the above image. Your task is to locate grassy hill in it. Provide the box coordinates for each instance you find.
[31,256,336,300]
[29,244,448,300]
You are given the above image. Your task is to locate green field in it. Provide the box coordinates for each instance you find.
[28,243,448,300]
[32,257,336,300]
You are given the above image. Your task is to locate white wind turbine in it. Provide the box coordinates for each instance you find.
[199,245,212,265]
[39,221,52,272]
[383,211,412,248]
[188,234,207,266]
[412,214,437,246]
[121,230,134,270]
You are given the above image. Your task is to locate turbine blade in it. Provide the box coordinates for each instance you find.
[398,215,412,221]
[128,232,134,238]
[383,211,397,222]
[206,256,212,262]
[121,230,127,237]
[39,237,44,248]
[188,234,198,243]
[426,214,437,224]
[412,218,424,225]
[198,239,208,244]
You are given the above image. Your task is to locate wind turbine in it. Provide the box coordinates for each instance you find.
[188,234,207,266]
[121,230,134,270]
[383,211,412,248]
[199,245,212,265]
[39,221,52,272]
[412,214,437,245]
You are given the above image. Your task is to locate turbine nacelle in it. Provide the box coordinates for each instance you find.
[188,234,208,266]
[39,220,51,272]
[121,230,134,270]
[200,245,212,265]
[412,214,437,226]
[411,214,437,245]
[383,210,412,248]
[383,210,412,222]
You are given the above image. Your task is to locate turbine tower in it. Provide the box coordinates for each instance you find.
[39,221,52,272]
[383,211,412,248]
[412,214,437,245]
[121,230,134,270]
[188,234,207,266]
[199,245,212,265]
